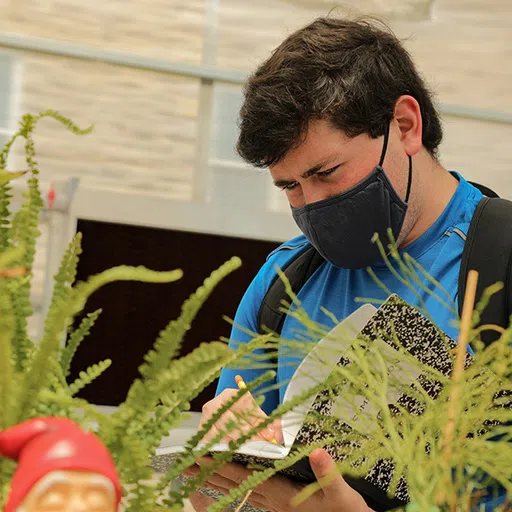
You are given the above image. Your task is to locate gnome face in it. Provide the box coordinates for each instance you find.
[0,418,122,512]
[17,470,116,512]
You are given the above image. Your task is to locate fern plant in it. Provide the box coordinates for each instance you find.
[0,111,276,510]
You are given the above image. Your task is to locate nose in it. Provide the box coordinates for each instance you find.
[68,493,88,511]
[302,183,333,206]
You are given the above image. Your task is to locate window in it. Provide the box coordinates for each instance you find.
[208,82,289,212]
[0,53,23,166]
[210,83,245,164]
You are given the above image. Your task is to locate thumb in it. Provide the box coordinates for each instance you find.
[309,448,370,509]
[309,448,346,496]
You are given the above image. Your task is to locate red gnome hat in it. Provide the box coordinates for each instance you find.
[0,417,122,511]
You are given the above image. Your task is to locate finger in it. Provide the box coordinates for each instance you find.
[200,391,274,442]
[193,459,238,491]
[226,389,277,441]
[309,448,369,509]
[247,494,273,511]
[220,411,276,444]
[196,422,226,443]
[204,472,239,491]
[198,458,253,485]
[199,388,239,433]
[189,491,216,512]
[199,407,258,443]
[310,448,345,490]
[201,481,230,497]
[214,409,257,442]
[182,464,200,478]
[269,418,284,444]
[229,406,277,442]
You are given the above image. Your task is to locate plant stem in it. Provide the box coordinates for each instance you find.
[439,269,478,510]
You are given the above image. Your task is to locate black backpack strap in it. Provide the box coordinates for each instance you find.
[459,196,512,345]
[257,245,325,335]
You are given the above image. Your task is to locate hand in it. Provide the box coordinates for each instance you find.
[188,491,228,512]
[198,388,283,444]
[184,448,372,512]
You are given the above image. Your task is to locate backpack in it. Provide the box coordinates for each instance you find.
[257,183,512,347]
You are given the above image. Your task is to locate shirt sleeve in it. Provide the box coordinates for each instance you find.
[214,256,285,415]
[215,237,310,415]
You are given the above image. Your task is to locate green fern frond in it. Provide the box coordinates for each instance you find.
[123,480,158,512]
[61,309,102,377]
[7,130,43,370]
[139,257,242,382]
[0,282,14,429]
[106,341,232,453]
[43,233,83,343]
[0,246,25,269]
[0,458,15,508]
[0,186,12,252]
[5,278,34,372]
[148,342,233,400]
[37,389,110,430]
[136,340,244,455]
[137,406,183,455]
[3,112,90,358]
[67,359,112,396]
[14,266,183,423]
[113,435,154,487]
[103,259,244,452]
[71,266,183,314]
[34,110,93,135]
[46,357,69,392]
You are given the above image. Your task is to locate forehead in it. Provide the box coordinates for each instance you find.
[269,119,366,178]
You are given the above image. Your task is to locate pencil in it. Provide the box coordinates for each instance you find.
[235,375,279,445]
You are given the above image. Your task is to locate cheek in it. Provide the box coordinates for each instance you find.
[341,163,376,188]
[85,490,113,508]
[325,165,374,198]
[284,188,304,208]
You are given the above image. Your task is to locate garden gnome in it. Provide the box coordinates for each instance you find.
[0,417,121,512]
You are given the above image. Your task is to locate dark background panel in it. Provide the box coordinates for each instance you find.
[68,218,280,411]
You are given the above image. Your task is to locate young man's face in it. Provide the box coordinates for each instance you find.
[269,118,408,209]
[18,470,117,512]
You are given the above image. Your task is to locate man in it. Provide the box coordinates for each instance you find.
[186,16,503,511]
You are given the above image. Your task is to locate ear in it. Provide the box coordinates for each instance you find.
[393,95,423,157]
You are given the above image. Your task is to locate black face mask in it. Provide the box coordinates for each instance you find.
[291,125,412,269]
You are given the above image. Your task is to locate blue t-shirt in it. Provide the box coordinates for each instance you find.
[217,173,482,409]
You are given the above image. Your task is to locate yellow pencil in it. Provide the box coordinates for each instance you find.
[235,375,279,445]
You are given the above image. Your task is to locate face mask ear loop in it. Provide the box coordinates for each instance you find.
[378,123,391,167]
[404,154,413,203]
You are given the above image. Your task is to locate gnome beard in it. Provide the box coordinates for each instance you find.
[16,470,116,512]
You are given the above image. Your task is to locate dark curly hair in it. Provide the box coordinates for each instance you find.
[236,16,443,167]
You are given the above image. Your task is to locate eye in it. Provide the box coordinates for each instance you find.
[316,165,340,178]
[280,181,299,191]
[86,489,112,508]
[39,490,67,509]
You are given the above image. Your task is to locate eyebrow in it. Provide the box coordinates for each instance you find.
[272,160,336,188]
